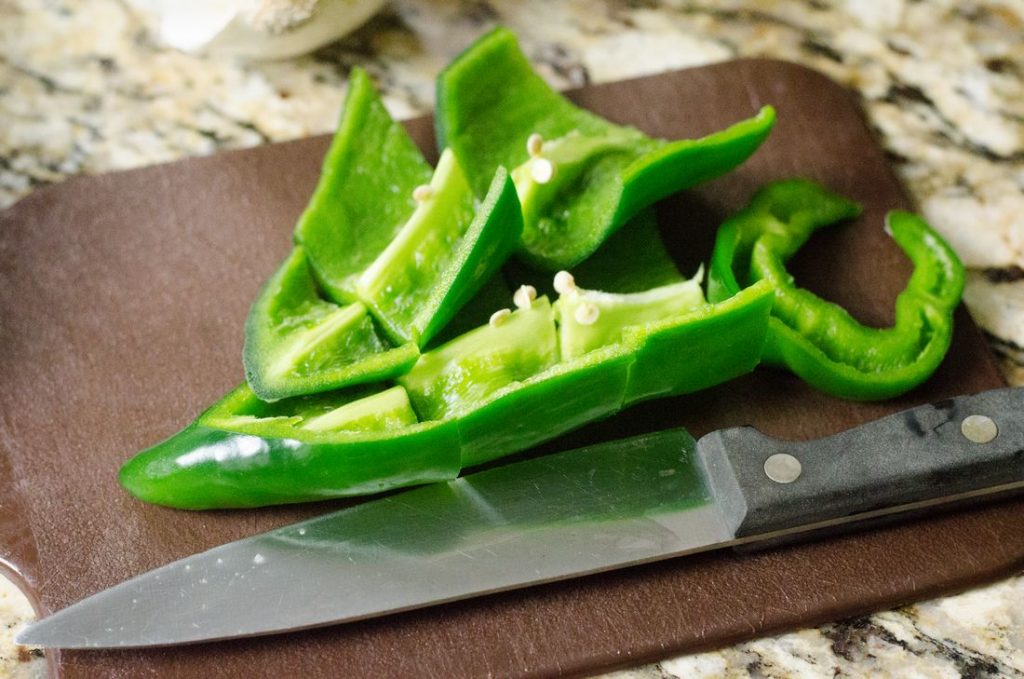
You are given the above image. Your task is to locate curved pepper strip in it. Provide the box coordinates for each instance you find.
[435,26,775,270]
[708,179,965,400]
[120,282,773,509]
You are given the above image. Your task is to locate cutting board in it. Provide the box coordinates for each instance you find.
[1,59,1019,678]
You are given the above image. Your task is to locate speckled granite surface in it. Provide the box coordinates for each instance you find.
[1,1,1022,677]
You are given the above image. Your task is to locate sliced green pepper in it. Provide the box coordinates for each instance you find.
[301,386,418,433]
[435,27,776,270]
[708,179,965,400]
[622,284,773,404]
[243,246,421,400]
[399,297,560,421]
[120,276,772,509]
[201,382,418,434]
[119,34,790,509]
[354,150,522,346]
[554,272,705,360]
[120,384,462,509]
[566,209,684,294]
[244,67,522,400]
[295,67,433,303]
[457,281,773,467]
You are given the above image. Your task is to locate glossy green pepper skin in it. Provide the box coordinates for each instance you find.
[435,27,776,270]
[123,205,774,509]
[123,199,770,512]
[244,68,523,401]
[708,179,965,400]
[120,388,462,509]
[120,31,789,510]
[120,280,773,509]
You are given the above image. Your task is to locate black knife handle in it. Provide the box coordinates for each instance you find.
[696,387,1024,539]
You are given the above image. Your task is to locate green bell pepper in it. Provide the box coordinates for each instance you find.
[435,27,776,270]
[708,179,965,400]
[244,67,523,401]
[563,209,685,294]
[243,246,422,400]
[555,272,705,360]
[121,220,774,508]
[121,284,771,508]
[121,384,463,508]
[294,67,432,304]
[350,148,522,347]
[398,296,560,421]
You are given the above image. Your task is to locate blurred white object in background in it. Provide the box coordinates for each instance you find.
[128,0,387,60]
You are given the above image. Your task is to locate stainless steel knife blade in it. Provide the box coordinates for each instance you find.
[17,387,1024,649]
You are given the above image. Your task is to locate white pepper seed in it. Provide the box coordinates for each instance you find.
[489,308,512,327]
[530,158,554,184]
[413,184,433,202]
[574,302,600,326]
[513,285,537,310]
[553,271,577,296]
[526,133,544,158]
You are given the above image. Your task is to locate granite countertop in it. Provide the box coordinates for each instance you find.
[1,0,1022,676]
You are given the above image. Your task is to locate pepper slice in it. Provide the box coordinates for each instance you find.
[243,247,421,400]
[302,386,418,433]
[566,209,685,293]
[120,276,772,509]
[554,271,705,360]
[120,384,462,509]
[398,297,560,421]
[245,67,522,400]
[355,150,522,346]
[708,179,965,400]
[295,67,433,304]
[457,280,773,467]
[201,382,417,434]
[435,27,776,270]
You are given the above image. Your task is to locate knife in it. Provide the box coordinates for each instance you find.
[18,387,1024,649]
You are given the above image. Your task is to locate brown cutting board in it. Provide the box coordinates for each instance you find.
[1,59,1019,678]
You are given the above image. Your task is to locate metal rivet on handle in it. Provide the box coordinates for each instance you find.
[961,414,998,443]
[764,453,802,484]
